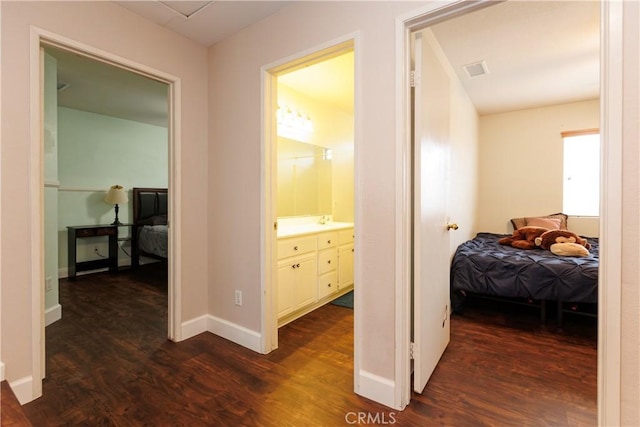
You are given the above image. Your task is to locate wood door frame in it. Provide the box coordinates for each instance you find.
[394,1,622,424]
[28,26,183,402]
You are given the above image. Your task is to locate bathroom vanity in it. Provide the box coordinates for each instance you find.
[277,218,354,326]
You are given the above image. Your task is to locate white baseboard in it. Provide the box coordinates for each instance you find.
[207,315,263,353]
[0,361,5,381]
[58,259,133,279]
[45,303,62,326]
[180,315,208,340]
[9,375,34,405]
[356,369,397,409]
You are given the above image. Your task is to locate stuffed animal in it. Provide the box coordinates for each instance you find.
[535,229,591,250]
[498,226,549,250]
[550,242,590,257]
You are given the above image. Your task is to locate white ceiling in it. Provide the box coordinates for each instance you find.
[429,0,600,115]
[52,1,600,126]
[115,1,288,47]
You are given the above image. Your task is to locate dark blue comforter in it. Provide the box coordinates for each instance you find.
[450,232,599,308]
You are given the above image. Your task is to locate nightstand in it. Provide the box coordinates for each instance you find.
[67,224,129,279]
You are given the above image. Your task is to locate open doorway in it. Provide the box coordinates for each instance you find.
[262,40,355,354]
[30,29,182,400]
[401,0,602,419]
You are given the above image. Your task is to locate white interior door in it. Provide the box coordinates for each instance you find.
[412,30,452,394]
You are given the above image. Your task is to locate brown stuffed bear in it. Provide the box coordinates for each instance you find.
[535,229,591,250]
[498,226,549,250]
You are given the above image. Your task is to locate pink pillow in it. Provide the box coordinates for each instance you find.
[525,217,562,229]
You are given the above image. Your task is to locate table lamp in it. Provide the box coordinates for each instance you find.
[104,185,128,225]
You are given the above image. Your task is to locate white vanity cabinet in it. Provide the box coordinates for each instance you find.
[277,236,318,318]
[337,229,355,289]
[277,225,354,326]
[317,232,338,300]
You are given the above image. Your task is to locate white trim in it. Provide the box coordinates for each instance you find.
[395,0,493,410]
[44,303,62,327]
[0,362,5,381]
[395,0,622,419]
[260,33,359,357]
[207,315,263,354]
[29,26,183,403]
[181,314,264,353]
[598,1,622,425]
[9,376,34,405]
[181,315,208,341]
[356,370,397,410]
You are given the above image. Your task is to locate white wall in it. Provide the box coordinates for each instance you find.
[477,99,600,235]
[207,1,432,403]
[1,1,208,403]
[620,1,640,423]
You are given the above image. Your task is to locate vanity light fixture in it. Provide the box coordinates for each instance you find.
[277,104,314,142]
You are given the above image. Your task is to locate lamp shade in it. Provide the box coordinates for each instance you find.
[104,185,128,205]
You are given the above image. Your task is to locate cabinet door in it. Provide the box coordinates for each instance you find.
[338,243,354,289]
[295,253,317,309]
[277,259,297,318]
[318,271,338,299]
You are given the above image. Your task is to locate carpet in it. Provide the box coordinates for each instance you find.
[331,291,353,309]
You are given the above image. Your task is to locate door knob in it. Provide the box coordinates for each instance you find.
[447,223,459,231]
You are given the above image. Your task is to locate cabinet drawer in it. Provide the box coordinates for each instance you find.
[318,271,338,299]
[278,235,317,259]
[338,228,354,245]
[317,249,337,275]
[76,228,97,237]
[97,227,116,236]
[317,232,338,250]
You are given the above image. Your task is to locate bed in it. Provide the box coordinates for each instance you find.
[450,232,599,326]
[131,187,168,268]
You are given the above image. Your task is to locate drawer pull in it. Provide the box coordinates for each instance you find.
[327,240,331,244]
[327,283,332,287]
[293,246,298,251]
[296,263,300,268]
[327,260,331,264]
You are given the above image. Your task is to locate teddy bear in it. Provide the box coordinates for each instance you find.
[498,226,549,250]
[534,229,591,250]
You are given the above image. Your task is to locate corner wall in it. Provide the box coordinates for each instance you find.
[207,1,432,406]
[477,99,600,235]
[1,1,208,403]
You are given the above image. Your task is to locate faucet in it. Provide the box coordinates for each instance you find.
[319,215,328,225]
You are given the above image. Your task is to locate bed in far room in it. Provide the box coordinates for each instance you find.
[131,187,168,268]
[450,214,599,326]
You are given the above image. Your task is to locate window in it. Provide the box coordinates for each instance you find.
[562,129,600,216]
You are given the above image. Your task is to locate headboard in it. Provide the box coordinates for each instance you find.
[132,187,168,225]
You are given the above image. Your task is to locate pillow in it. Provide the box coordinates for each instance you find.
[525,217,561,229]
[511,213,568,230]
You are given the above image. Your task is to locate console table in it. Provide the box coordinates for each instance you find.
[67,224,125,279]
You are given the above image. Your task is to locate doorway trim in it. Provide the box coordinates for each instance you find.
[394,1,621,424]
[260,33,359,359]
[28,26,182,402]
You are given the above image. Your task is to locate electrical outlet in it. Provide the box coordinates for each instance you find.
[234,290,242,306]
[45,277,52,291]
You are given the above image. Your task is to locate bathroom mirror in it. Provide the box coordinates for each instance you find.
[278,137,332,217]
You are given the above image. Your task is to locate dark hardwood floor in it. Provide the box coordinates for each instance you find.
[3,265,596,426]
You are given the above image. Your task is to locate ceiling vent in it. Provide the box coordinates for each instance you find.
[463,61,489,78]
